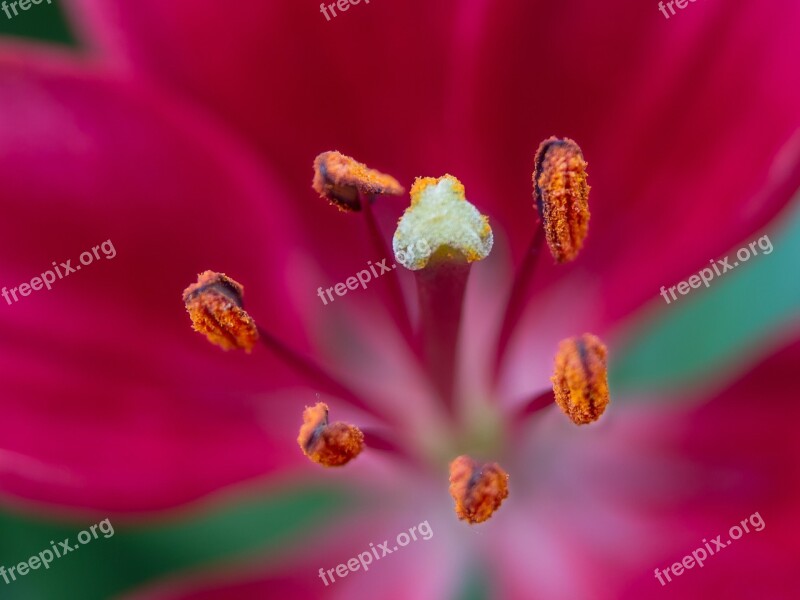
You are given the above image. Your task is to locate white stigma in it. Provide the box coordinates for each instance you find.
[392,175,493,270]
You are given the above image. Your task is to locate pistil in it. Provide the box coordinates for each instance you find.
[414,250,471,414]
[393,175,493,416]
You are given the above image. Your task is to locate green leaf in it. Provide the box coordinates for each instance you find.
[611,193,800,397]
[0,483,356,599]
[0,0,76,47]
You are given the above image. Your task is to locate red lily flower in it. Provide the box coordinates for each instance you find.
[1,0,799,598]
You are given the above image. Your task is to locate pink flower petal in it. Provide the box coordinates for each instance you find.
[0,54,317,510]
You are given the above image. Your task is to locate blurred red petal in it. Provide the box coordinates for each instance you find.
[0,54,317,510]
[64,1,800,324]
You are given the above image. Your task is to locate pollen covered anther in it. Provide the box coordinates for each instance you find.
[298,402,364,467]
[533,137,590,263]
[393,175,493,270]
[183,270,258,352]
[551,333,610,425]
[313,151,404,212]
[448,455,509,524]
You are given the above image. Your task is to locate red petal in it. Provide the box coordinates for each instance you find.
[0,54,314,510]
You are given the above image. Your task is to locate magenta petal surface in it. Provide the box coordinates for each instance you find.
[65,1,800,324]
[0,55,314,510]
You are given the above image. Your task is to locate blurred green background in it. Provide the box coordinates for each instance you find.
[0,0,73,46]
[0,485,356,599]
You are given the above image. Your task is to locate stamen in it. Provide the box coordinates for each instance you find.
[313,151,404,212]
[533,137,590,263]
[361,428,421,467]
[393,175,493,413]
[508,389,554,440]
[183,271,258,352]
[492,226,545,380]
[257,326,396,425]
[298,402,364,467]
[182,272,394,423]
[312,151,415,347]
[551,333,610,425]
[513,388,555,421]
[448,455,509,524]
[493,137,590,380]
[360,191,416,349]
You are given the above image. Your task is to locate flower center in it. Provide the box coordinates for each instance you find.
[181,141,610,525]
